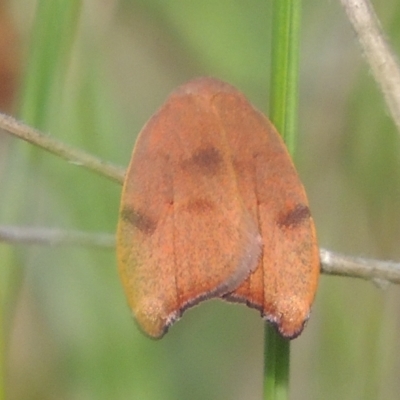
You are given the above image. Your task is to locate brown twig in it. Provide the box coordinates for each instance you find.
[320,248,400,285]
[0,112,125,184]
[1,225,399,285]
[340,0,400,133]
[0,226,115,248]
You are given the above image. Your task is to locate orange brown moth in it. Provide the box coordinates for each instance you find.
[117,77,319,339]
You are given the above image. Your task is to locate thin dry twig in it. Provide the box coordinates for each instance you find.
[320,248,400,285]
[340,0,400,133]
[0,226,115,248]
[1,226,400,285]
[0,112,125,184]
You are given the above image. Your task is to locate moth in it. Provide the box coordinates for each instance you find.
[117,77,319,339]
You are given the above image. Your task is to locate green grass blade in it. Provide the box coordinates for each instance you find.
[19,0,82,128]
[269,0,301,154]
[264,0,302,399]
[0,2,82,398]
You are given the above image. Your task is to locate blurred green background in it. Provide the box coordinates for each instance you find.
[1,0,400,399]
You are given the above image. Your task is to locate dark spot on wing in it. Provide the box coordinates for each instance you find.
[121,208,157,235]
[184,198,215,214]
[277,204,310,228]
[184,146,222,176]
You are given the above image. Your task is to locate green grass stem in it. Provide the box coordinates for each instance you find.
[264,1,302,399]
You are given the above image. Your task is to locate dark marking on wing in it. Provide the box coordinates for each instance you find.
[277,204,310,228]
[183,198,215,214]
[183,146,222,176]
[121,208,157,235]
